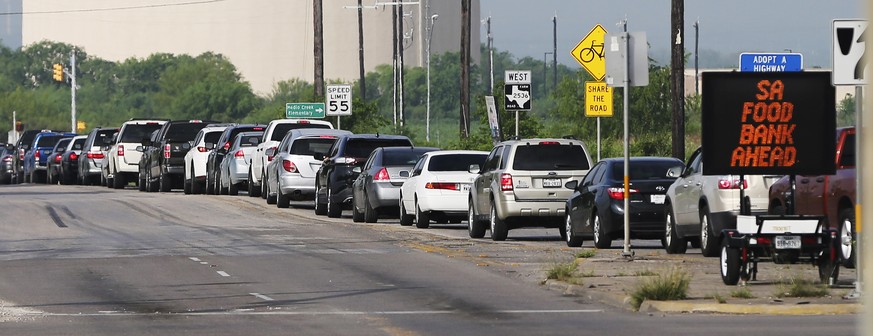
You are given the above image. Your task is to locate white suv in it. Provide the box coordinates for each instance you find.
[663,147,780,256]
[249,119,333,198]
[184,124,231,194]
[106,119,167,189]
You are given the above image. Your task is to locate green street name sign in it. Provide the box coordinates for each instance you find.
[285,103,326,119]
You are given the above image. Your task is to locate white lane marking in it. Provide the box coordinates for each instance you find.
[250,293,274,301]
[200,262,208,265]
[189,257,201,262]
[30,309,603,317]
[216,271,230,277]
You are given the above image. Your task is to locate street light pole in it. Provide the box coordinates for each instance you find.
[426,14,438,143]
[694,19,699,96]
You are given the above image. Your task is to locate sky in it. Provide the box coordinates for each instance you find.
[479,0,865,69]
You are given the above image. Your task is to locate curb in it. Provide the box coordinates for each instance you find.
[543,280,860,315]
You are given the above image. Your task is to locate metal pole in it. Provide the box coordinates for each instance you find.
[694,19,699,96]
[426,14,437,142]
[552,14,557,91]
[543,52,549,95]
[357,0,366,100]
[487,17,493,93]
[11,110,15,143]
[392,6,398,127]
[855,85,865,299]
[337,116,341,130]
[622,32,632,258]
[596,117,601,162]
[71,50,76,133]
[398,1,405,127]
[515,111,519,136]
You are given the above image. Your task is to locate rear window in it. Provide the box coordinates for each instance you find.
[204,131,223,145]
[345,139,412,159]
[383,150,431,166]
[225,126,263,144]
[165,123,209,142]
[840,133,855,167]
[120,123,163,143]
[91,130,116,146]
[610,160,681,180]
[428,154,488,172]
[271,123,331,141]
[54,139,71,151]
[237,135,262,147]
[289,138,336,156]
[37,135,65,147]
[512,144,590,171]
[72,138,85,150]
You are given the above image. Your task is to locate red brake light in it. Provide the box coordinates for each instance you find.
[253,127,264,131]
[607,187,639,200]
[267,146,278,161]
[18,149,24,160]
[163,144,171,159]
[86,151,104,159]
[374,167,390,181]
[54,154,62,163]
[298,120,310,124]
[117,145,125,157]
[197,146,207,153]
[234,150,245,158]
[500,173,513,191]
[320,135,336,138]
[426,182,459,190]
[70,152,78,160]
[282,160,297,173]
[539,141,560,145]
[2,155,11,162]
[223,142,231,150]
[717,177,747,190]
[189,120,202,123]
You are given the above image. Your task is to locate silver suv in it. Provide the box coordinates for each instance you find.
[468,138,593,241]
[663,147,780,256]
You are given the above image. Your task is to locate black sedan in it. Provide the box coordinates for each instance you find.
[563,157,683,248]
[0,144,13,184]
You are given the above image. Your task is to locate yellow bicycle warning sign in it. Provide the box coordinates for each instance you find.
[571,24,608,81]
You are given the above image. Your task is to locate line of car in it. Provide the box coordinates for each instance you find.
[4,121,856,265]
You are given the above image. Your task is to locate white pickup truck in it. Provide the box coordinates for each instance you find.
[248,119,333,198]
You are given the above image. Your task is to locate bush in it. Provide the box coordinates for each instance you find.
[630,268,691,310]
[776,278,829,298]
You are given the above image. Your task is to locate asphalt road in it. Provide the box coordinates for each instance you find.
[0,184,857,335]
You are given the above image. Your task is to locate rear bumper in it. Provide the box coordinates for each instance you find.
[279,174,316,196]
[417,189,468,213]
[370,183,401,208]
[494,194,565,228]
[228,161,249,184]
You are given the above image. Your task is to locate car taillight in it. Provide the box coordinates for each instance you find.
[86,151,104,159]
[298,120,310,124]
[500,173,513,191]
[117,145,125,157]
[234,150,245,158]
[163,144,171,159]
[267,146,278,161]
[374,167,390,181]
[282,160,297,173]
[197,146,207,152]
[426,182,459,190]
[2,155,11,162]
[223,142,231,150]
[718,176,747,189]
[607,187,639,200]
[18,149,24,160]
[539,141,560,145]
[54,154,62,163]
[70,152,78,160]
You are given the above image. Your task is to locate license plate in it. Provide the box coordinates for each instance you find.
[775,235,801,249]
[542,178,561,188]
[461,184,471,192]
[650,195,666,204]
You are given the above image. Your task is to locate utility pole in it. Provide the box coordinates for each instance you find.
[70,49,77,133]
[552,15,557,91]
[313,0,324,98]
[670,0,685,160]
[694,19,699,95]
[398,1,405,127]
[459,0,471,138]
[392,5,398,126]
[485,16,494,93]
[357,0,366,100]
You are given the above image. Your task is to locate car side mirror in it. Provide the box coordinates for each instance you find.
[666,166,684,178]
[314,153,325,161]
[564,180,579,190]
[399,170,410,178]
[135,146,143,152]
[468,164,480,174]
[141,139,150,147]
[205,143,215,150]
[265,148,276,157]
[351,166,362,174]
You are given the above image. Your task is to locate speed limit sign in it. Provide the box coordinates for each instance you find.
[326,84,352,116]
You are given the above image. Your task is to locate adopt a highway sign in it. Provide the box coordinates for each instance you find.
[739,53,803,72]
[286,103,326,119]
[326,84,352,116]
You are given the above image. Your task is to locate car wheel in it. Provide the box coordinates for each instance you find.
[664,205,687,254]
[592,212,611,249]
[148,171,159,192]
[838,208,856,268]
[327,188,342,218]
[399,196,414,226]
[228,181,239,195]
[468,200,486,238]
[159,172,172,192]
[106,176,113,188]
[184,178,192,194]
[565,212,583,247]
[364,194,378,223]
[218,173,228,195]
[489,201,508,241]
[191,169,203,194]
[248,168,260,197]
[700,206,720,257]
[260,169,268,199]
[265,182,276,204]
[314,186,328,216]
[138,172,146,191]
[113,173,126,189]
[414,198,429,228]
[351,198,364,222]
[720,237,742,285]
[818,234,841,284]
[205,170,215,195]
[276,185,290,208]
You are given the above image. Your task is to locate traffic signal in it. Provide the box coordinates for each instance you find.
[52,63,63,82]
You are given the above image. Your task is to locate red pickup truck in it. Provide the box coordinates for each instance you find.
[768,127,856,267]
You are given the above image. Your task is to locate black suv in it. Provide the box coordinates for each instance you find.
[139,120,218,192]
[205,124,266,195]
[314,134,413,218]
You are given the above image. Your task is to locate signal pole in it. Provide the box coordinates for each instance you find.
[70,50,77,133]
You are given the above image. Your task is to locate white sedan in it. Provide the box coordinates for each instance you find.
[399,150,489,229]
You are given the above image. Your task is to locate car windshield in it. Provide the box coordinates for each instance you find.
[512,144,589,171]
[345,139,411,159]
[271,123,331,141]
[37,135,65,147]
[120,123,164,142]
[382,149,432,166]
[610,160,681,180]
[289,138,336,156]
[165,123,209,142]
[428,154,488,172]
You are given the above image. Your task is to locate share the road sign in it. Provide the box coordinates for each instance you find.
[286,103,326,119]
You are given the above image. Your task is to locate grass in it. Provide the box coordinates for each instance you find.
[776,278,830,298]
[545,261,578,282]
[730,288,756,299]
[634,269,657,277]
[705,293,727,304]
[575,249,597,258]
[579,269,597,278]
[629,268,691,311]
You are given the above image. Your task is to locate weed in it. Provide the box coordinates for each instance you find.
[545,261,577,282]
[575,249,597,258]
[579,269,597,278]
[634,269,657,276]
[629,268,691,310]
[776,278,829,298]
[730,288,756,299]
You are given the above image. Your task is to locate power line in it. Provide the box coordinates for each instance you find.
[0,0,228,16]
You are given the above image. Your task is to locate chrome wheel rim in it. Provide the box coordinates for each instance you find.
[720,245,728,276]
[468,203,475,232]
[665,212,673,246]
[592,215,601,244]
[490,206,496,233]
[701,215,710,250]
[841,218,853,259]
[565,214,573,243]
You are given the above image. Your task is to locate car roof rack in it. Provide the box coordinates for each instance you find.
[128,118,170,121]
[562,135,577,140]
[506,136,522,141]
